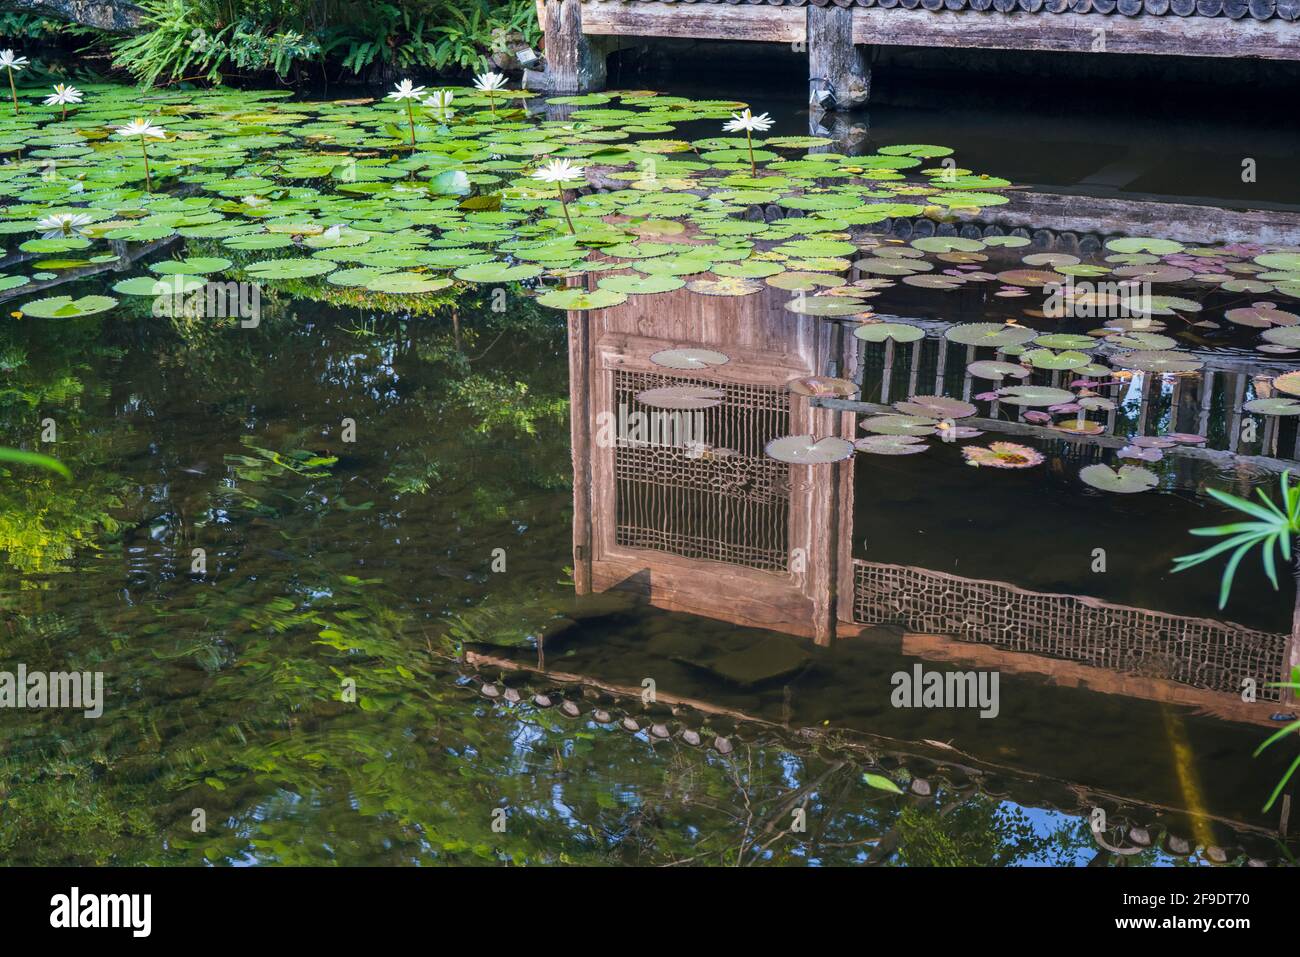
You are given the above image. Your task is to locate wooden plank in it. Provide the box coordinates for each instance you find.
[567,301,593,594]
[856,8,1300,57]
[575,2,1300,59]
[580,0,808,40]
[808,3,871,108]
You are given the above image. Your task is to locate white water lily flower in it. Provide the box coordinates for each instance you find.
[386,79,427,101]
[113,117,166,139]
[241,195,270,207]
[0,50,28,72]
[722,109,774,134]
[473,71,508,93]
[424,89,454,110]
[44,83,83,106]
[37,212,92,233]
[533,158,584,185]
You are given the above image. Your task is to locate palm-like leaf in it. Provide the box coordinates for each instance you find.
[1173,471,1300,608]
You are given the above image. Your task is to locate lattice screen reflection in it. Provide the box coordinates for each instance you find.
[612,370,790,572]
[853,560,1288,700]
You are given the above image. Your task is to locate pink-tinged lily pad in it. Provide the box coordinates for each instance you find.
[1164,432,1207,445]
[1226,304,1299,328]
[1119,445,1163,462]
[1023,411,1053,424]
[961,442,1044,469]
[1048,402,1081,414]
[974,391,1002,401]
[765,435,855,464]
[854,434,929,456]
[893,394,978,419]
[1130,435,1177,448]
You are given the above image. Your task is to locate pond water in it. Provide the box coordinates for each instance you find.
[0,79,1298,866]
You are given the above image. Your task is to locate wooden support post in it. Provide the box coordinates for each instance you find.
[807,5,871,111]
[525,0,608,94]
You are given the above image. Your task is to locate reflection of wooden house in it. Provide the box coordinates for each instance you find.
[566,275,1295,722]
[568,283,855,643]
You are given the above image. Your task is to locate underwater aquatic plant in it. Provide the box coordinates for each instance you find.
[112,118,167,192]
[387,79,428,148]
[533,158,584,235]
[44,83,82,122]
[0,49,27,116]
[722,108,773,177]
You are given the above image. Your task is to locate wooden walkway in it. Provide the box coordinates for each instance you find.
[527,0,1300,105]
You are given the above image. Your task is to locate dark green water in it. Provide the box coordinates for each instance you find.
[0,269,1292,867]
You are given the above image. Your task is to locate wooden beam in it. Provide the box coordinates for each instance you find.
[574,2,1300,60]
[808,4,872,109]
[525,0,609,94]
[580,1,808,43]
[851,8,1300,58]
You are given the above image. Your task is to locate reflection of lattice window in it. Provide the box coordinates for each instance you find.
[853,560,1288,700]
[612,370,790,572]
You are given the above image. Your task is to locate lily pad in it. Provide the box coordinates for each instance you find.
[1079,463,1158,494]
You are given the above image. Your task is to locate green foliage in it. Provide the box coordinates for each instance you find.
[110,0,539,86]
[1172,471,1300,609]
[1255,666,1300,812]
[0,446,69,478]
[0,11,101,42]
[1174,474,1300,813]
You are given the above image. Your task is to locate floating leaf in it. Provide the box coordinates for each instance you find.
[1079,463,1158,494]
[19,294,117,318]
[765,435,855,465]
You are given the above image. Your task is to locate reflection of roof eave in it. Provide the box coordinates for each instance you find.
[850,559,1289,710]
[463,647,1279,862]
[961,189,1300,248]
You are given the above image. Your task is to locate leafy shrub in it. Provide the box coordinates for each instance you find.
[110,0,539,86]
